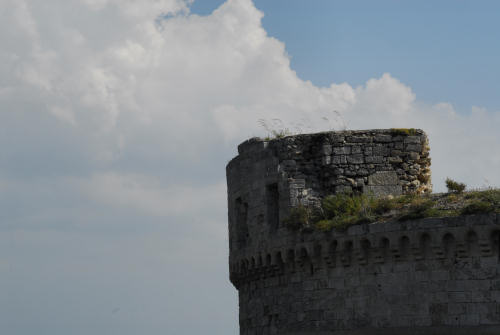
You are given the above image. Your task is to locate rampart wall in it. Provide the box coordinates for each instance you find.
[230,214,500,334]
[226,129,500,334]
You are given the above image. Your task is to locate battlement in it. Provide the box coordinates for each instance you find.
[229,214,500,288]
[228,214,500,334]
[226,129,500,334]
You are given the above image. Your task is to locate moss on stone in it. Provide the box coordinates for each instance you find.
[390,128,418,136]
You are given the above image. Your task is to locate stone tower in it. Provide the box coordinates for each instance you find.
[226,129,500,334]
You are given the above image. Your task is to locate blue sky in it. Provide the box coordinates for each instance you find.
[193,0,500,112]
[0,1,499,335]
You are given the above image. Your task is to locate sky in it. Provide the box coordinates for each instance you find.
[0,1,499,334]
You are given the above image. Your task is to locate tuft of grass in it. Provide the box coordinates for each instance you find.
[465,188,500,203]
[258,119,293,140]
[371,196,398,215]
[322,193,362,218]
[396,194,418,205]
[446,178,466,194]
[390,128,418,136]
[328,215,360,231]
[282,184,500,233]
[312,193,378,231]
[398,197,438,221]
[282,205,309,230]
[315,219,333,231]
[460,189,500,215]
[461,200,495,215]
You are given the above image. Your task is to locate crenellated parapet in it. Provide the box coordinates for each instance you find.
[229,214,500,290]
[226,130,500,334]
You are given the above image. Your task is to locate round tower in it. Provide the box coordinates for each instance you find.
[226,129,500,334]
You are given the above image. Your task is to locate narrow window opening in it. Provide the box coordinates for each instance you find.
[361,239,371,262]
[492,231,500,263]
[466,231,478,257]
[498,234,500,263]
[266,183,279,231]
[420,233,432,259]
[400,236,410,259]
[443,233,455,260]
[235,197,249,249]
[380,238,390,262]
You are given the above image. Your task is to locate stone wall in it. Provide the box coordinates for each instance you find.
[231,129,430,213]
[229,214,500,334]
[226,129,500,334]
[226,129,431,255]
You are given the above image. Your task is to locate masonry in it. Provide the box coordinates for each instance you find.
[226,129,500,334]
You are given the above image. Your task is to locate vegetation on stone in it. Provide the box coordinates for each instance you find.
[282,205,310,229]
[397,197,439,221]
[257,118,293,140]
[283,185,500,232]
[390,128,418,136]
[461,200,495,215]
[445,177,466,194]
[322,193,363,218]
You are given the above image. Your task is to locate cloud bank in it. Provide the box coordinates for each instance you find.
[0,0,499,334]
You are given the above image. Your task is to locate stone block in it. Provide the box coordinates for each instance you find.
[449,291,471,303]
[373,146,389,155]
[351,146,362,154]
[347,136,372,143]
[448,303,467,315]
[375,134,393,142]
[364,184,402,197]
[303,280,317,291]
[347,154,364,164]
[406,143,423,152]
[324,309,336,320]
[365,155,384,163]
[409,152,420,160]
[333,146,350,155]
[431,270,450,281]
[460,313,480,325]
[368,171,399,185]
[404,136,422,144]
[322,144,332,155]
[394,142,404,149]
[388,156,403,163]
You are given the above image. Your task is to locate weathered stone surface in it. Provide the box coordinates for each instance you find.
[367,171,399,186]
[388,156,403,163]
[322,144,332,155]
[334,147,351,155]
[347,154,364,164]
[224,129,499,335]
[364,184,402,197]
[227,211,500,334]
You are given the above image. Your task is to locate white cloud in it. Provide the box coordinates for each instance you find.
[79,172,226,218]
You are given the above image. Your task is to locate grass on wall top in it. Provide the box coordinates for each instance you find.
[283,180,500,232]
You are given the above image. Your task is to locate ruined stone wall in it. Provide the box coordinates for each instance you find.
[226,129,500,334]
[230,129,430,213]
[226,129,431,255]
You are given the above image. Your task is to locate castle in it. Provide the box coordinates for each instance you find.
[226,129,500,334]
